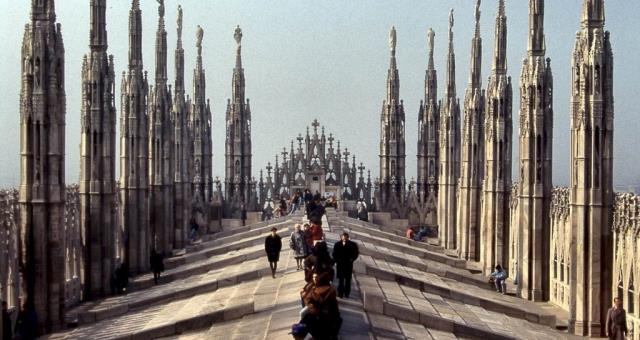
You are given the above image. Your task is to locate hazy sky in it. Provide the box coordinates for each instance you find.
[1,1,639,188]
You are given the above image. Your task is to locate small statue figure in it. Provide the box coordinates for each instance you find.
[389,26,396,52]
[196,25,204,55]
[157,0,164,18]
[234,25,242,45]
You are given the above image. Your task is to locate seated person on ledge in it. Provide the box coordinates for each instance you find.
[405,227,415,240]
[489,264,507,293]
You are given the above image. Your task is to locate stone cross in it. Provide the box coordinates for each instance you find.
[266,162,273,177]
[281,148,288,163]
[297,134,304,149]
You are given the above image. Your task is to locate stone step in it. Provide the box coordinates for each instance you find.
[360,275,510,340]
[356,256,559,329]
[44,280,256,340]
[185,217,295,255]
[359,274,578,340]
[130,243,266,290]
[66,252,280,326]
[162,221,293,272]
[329,215,444,252]
[350,236,490,291]
[334,219,467,268]
[201,215,298,241]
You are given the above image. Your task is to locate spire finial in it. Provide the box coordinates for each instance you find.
[234,25,243,45]
[475,0,481,34]
[445,9,456,100]
[528,0,546,55]
[427,28,435,70]
[492,0,508,72]
[581,0,604,27]
[428,28,435,54]
[177,5,183,39]
[449,9,454,32]
[389,26,397,53]
[196,25,204,56]
[157,0,165,19]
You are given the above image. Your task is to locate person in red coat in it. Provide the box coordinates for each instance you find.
[310,223,324,243]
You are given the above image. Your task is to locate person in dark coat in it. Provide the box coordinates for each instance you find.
[150,249,165,285]
[304,241,334,283]
[265,227,282,278]
[606,297,628,339]
[304,189,314,206]
[332,232,359,298]
[278,198,288,217]
[302,223,313,253]
[308,200,325,225]
[306,199,317,220]
[2,300,13,340]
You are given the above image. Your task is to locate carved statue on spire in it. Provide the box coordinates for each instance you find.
[234,25,243,45]
[196,25,204,55]
[177,5,183,38]
[449,9,455,32]
[389,26,397,52]
[157,0,165,18]
[428,28,434,53]
[475,0,481,24]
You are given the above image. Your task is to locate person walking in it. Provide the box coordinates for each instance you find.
[606,297,628,339]
[304,272,342,339]
[304,189,313,207]
[289,193,301,214]
[302,223,313,253]
[265,227,282,278]
[309,222,324,244]
[279,198,288,217]
[304,241,334,283]
[332,232,359,298]
[290,224,308,270]
[150,249,165,285]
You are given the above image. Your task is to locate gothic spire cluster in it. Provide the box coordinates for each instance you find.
[518,0,554,303]
[378,26,406,214]
[119,0,150,273]
[224,25,254,215]
[457,0,485,261]
[79,0,117,299]
[437,8,461,250]
[19,0,67,332]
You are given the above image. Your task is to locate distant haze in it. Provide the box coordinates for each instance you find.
[1,1,639,188]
